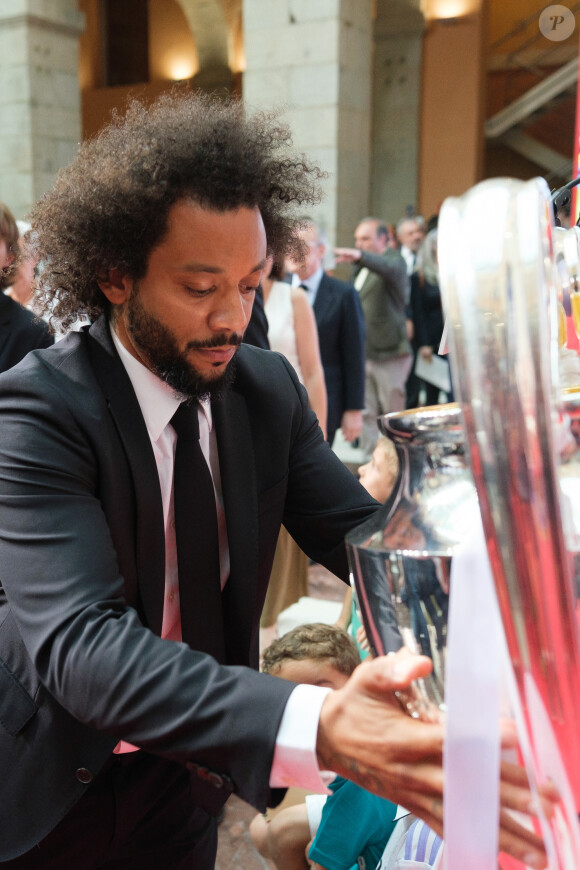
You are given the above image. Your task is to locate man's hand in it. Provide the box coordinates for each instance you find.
[334,247,361,264]
[341,409,363,442]
[316,651,559,869]
[317,653,444,832]
[496,726,560,868]
[355,624,370,655]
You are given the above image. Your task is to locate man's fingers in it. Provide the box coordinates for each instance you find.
[397,789,549,870]
[354,650,434,695]
[392,790,445,839]
[500,761,560,820]
[498,809,548,869]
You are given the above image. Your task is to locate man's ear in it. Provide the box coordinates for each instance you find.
[97,269,132,306]
[0,250,15,270]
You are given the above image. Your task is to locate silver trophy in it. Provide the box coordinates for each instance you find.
[346,403,478,720]
[439,177,580,810]
[347,177,580,864]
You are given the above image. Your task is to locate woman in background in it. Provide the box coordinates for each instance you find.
[406,229,452,408]
[0,203,52,373]
[259,258,327,650]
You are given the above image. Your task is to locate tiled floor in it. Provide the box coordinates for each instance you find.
[216,795,275,870]
[215,561,345,869]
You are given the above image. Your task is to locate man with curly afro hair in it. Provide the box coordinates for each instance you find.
[0,92,548,870]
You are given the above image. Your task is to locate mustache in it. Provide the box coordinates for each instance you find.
[186,333,243,350]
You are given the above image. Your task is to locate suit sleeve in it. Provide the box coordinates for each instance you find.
[359,250,409,309]
[339,286,366,414]
[0,357,295,812]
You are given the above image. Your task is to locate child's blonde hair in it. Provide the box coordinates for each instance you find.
[375,436,398,474]
[262,623,360,677]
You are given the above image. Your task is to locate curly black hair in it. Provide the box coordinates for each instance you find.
[27,91,325,331]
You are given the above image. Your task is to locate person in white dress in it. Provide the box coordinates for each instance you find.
[260,258,327,650]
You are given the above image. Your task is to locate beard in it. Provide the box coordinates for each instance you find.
[125,287,242,401]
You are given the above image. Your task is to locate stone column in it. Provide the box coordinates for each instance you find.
[419,7,485,218]
[243,0,373,251]
[0,0,84,219]
[371,0,424,223]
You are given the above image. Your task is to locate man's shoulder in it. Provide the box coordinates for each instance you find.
[375,249,407,274]
[0,327,93,392]
[1,294,50,335]
[227,345,313,437]
[320,272,356,295]
[234,343,300,390]
[384,248,406,265]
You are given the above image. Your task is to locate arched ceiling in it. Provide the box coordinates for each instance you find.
[175,0,241,70]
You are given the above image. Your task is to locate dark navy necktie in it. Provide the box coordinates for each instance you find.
[171,402,225,662]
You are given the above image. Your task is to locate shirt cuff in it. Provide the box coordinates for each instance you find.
[270,684,336,793]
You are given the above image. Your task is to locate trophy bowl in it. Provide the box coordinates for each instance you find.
[346,402,480,720]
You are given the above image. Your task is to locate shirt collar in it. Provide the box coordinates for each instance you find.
[291,266,324,294]
[109,323,212,441]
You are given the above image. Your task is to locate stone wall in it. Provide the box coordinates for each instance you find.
[243,0,373,256]
[371,1,424,225]
[0,0,84,219]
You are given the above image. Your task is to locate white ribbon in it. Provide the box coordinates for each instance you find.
[444,517,580,869]
[444,519,500,870]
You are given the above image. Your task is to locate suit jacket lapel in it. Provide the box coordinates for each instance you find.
[87,316,165,636]
[313,274,332,321]
[212,385,258,665]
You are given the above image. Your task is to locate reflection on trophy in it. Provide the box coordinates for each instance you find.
[347,176,580,865]
[346,404,478,721]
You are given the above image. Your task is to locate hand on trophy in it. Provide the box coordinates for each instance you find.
[316,651,445,831]
[316,649,559,869]
[497,744,560,869]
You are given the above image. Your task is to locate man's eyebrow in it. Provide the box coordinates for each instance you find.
[179,258,268,274]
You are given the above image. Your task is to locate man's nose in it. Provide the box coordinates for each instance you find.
[209,286,251,333]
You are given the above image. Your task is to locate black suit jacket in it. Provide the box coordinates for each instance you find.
[0,291,53,373]
[242,286,270,350]
[312,273,365,443]
[0,316,377,860]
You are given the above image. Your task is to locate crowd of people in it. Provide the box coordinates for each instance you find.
[239,207,452,658]
[333,212,452,456]
[243,207,452,465]
[0,92,555,870]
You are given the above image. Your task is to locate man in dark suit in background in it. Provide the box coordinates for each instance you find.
[335,218,412,459]
[286,218,365,447]
[0,94,550,870]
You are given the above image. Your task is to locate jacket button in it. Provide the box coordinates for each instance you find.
[75,767,93,784]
